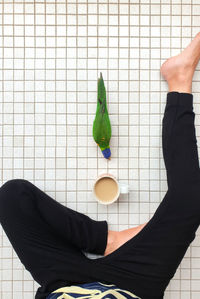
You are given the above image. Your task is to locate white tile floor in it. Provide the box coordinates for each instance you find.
[0,1,200,298]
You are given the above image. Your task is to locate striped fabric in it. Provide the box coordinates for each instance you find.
[46,281,141,299]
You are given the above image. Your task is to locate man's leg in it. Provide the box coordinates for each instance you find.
[89,34,200,299]
[91,94,200,299]
[104,31,200,257]
[0,179,108,298]
[0,179,108,255]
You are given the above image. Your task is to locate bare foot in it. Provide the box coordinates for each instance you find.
[104,222,148,256]
[161,32,200,93]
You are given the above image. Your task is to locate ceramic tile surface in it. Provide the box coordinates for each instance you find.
[0,1,200,298]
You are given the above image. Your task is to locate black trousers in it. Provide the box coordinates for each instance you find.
[1,92,200,299]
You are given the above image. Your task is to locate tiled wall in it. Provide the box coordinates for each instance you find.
[0,1,200,298]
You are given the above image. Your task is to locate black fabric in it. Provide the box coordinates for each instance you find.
[0,91,200,299]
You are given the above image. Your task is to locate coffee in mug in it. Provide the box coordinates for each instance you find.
[93,173,129,205]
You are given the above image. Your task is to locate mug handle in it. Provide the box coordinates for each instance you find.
[119,183,129,194]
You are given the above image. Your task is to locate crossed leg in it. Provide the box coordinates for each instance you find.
[0,179,109,299]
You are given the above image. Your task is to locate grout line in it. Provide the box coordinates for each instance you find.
[22,1,25,297]
[138,0,141,227]
[55,0,57,200]
[117,0,119,231]
[0,2,2,297]
[65,0,68,206]
[149,0,151,229]
[44,0,47,198]
[86,0,88,220]
[1,1,200,4]
[128,0,130,229]
[75,0,78,213]
[12,1,14,298]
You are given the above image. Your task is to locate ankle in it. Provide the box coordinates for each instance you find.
[107,230,117,244]
[168,68,193,93]
[161,57,194,93]
[168,84,192,93]
[104,230,118,255]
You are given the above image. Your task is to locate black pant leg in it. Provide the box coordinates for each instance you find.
[162,91,200,188]
[0,179,108,299]
[89,92,200,299]
[0,179,108,255]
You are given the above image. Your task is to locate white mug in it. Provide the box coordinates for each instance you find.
[93,173,129,205]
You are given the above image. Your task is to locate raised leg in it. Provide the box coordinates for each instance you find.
[104,32,200,257]
[89,34,200,299]
[91,93,200,299]
[162,92,200,189]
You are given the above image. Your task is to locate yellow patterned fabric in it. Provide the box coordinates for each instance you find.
[48,281,141,299]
